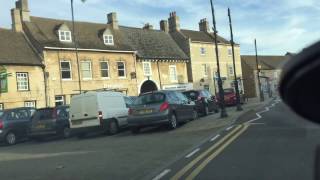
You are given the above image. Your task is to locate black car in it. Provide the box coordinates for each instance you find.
[0,107,36,145]
[29,106,70,140]
[183,90,219,116]
[128,91,197,133]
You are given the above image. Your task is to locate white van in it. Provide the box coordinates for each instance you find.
[69,91,129,137]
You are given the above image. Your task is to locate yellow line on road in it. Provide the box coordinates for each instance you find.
[170,125,243,180]
[186,124,249,180]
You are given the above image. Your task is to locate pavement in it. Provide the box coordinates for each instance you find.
[1,96,309,180]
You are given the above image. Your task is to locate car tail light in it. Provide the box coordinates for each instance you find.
[160,102,169,112]
[128,108,133,115]
[98,111,103,124]
[0,120,3,129]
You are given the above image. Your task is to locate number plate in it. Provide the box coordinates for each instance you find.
[72,121,82,125]
[36,124,45,129]
[139,109,153,114]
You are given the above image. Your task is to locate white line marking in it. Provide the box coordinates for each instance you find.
[185,148,200,158]
[226,126,234,131]
[248,123,265,125]
[152,169,171,180]
[210,134,220,142]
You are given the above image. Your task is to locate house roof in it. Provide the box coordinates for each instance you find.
[179,29,231,44]
[24,16,134,52]
[23,16,189,60]
[241,55,287,70]
[121,27,189,60]
[0,28,42,66]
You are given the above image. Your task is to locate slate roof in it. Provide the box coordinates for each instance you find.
[180,29,231,44]
[0,28,42,66]
[23,16,189,61]
[120,27,189,60]
[241,55,287,70]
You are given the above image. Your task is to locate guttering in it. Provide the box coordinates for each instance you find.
[44,46,137,54]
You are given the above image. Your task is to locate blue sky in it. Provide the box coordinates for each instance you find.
[1,0,319,55]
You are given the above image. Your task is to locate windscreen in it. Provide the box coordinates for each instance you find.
[134,93,165,105]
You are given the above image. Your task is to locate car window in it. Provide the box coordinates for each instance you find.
[39,109,55,120]
[57,108,69,119]
[16,109,29,120]
[0,111,3,118]
[166,92,179,103]
[6,111,18,121]
[175,92,188,102]
[134,93,165,105]
[183,91,199,100]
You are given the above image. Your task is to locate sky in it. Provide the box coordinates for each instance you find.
[1,0,320,55]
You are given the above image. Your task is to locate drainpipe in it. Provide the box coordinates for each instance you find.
[41,65,48,107]
[157,61,163,90]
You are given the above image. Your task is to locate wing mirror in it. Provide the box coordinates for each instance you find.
[280,41,320,123]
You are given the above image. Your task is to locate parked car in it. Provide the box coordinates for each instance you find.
[70,91,129,138]
[0,107,35,145]
[183,90,219,116]
[124,96,138,108]
[217,88,245,106]
[29,106,71,140]
[127,91,197,134]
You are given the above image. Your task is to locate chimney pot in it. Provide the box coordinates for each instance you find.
[16,0,30,22]
[160,20,169,33]
[168,11,180,32]
[107,12,119,29]
[199,18,210,32]
[11,8,23,32]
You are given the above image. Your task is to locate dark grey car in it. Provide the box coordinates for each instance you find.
[0,107,36,145]
[127,91,197,133]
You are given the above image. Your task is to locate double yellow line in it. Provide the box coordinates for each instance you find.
[171,124,249,180]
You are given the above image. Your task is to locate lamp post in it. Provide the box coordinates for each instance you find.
[70,0,83,94]
[254,39,264,102]
[210,0,228,118]
[228,8,242,111]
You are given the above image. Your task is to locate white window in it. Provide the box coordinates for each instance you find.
[143,62,152,76]
[60,61,72,80]
[16,72,29,91]
[169,65,178,82]
[0,103,3,110]
[103,35,114,45]
[24,101,36,108]
[55,95,65,107]
[202,64,208,77]
[81,61,92,80]
[117,62,126,78]
[59,30,72,42]
[100,61,109,78]
[228,65,234,76]
[200,47,206,55]
[228,48,232,56]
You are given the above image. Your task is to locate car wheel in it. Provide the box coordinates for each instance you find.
[62,127,71,138]
[107,119,119,135]
[131,127,140,134]
[168,114,177,129]
[5,132,17,145]
[204,105,209,116]
[192,110,198,120]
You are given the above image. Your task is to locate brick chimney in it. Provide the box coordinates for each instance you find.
[160,20,168,33]
[11,8,22,32]
[168,12,180,32]
[107,12,119,30]
[15,0,30,22]
[143,23,153,30]
[199,18,209,32]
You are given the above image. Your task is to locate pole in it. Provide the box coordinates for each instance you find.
[157,61,163,90]
[254,39,264,102]
[228,8,242,111]
[210,0,228,118]
[71,0,82,94]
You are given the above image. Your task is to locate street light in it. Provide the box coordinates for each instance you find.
[228,8,242,111]
[254,39,264,102]
[210,0,228,118]
[70,0,86,94]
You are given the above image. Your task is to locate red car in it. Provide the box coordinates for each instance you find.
[216,88,245,106]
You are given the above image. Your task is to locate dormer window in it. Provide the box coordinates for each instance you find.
[59,30,72,42]
[103,35,114,45]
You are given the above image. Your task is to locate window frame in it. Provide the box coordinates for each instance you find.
[60,60,72,80]
[100,61,110,79]
[200,47,206,56]
[169,65,178,82]
[142,62,152,76]
[80,61,93,80]
[0,103,3,110]
[55,95,65,107]
[103,35,114,45]
[58,30,72,42]
[228,65,234,76]
[117,61,126,79]
[16,72,29,91]
[24,101,36,108]
[228,48,233,57]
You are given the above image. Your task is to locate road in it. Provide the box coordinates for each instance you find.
[158,100,320,180]
[1,99,318,180]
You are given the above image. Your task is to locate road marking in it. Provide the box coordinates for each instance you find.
[152,169,171,180]
[170,125,243,180]
[210,134,220,142]
[226,126,234,131]
[185,148,200,158]
[248,123,265,125]
[186,124,249,180]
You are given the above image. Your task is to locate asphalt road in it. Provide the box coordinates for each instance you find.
[158,100,320,180]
